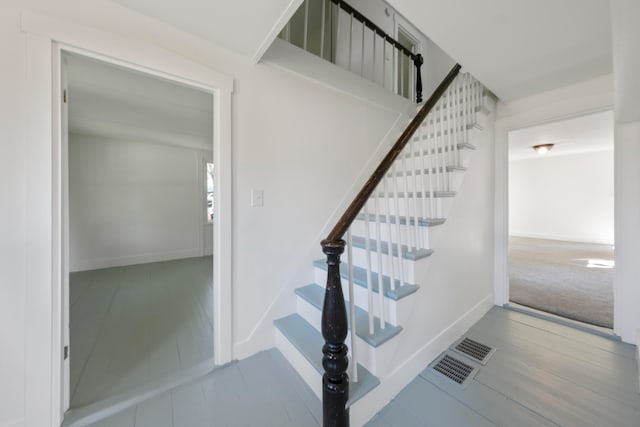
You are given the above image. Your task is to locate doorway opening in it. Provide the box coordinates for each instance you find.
[507,110,615,330]
[63,51,215,411]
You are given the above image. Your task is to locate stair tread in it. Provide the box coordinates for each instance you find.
[355,213,446,227]
[387,165,467,178]
[313,259,419,300]
[274,313,380,406]
[376,190,456,198]
[350,236,434,261]
[295,284,402,347]
[406,142,476,153]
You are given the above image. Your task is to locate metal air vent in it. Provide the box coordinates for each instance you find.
[453,337,495,365]
[431,354,477,388]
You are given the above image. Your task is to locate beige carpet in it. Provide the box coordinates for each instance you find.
[509,236,614,328]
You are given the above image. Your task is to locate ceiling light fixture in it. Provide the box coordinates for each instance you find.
[533,144,554,154]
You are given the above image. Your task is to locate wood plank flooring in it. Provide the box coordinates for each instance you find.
[368,307,640,427]
[81,306,639,426]
[70,257,214,408]
[84,349,321,427]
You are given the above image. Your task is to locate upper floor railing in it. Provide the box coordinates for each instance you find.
[279,0,423,102]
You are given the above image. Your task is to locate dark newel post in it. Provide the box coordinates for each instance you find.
[320,239,349,427]
[414,53,424,103]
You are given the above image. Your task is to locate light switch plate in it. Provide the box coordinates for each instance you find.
[251,189,264,207]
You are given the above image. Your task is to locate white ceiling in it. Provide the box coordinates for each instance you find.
[104,0,619,104]
[386,0,613,101]
[66,52,213,150]
[509,110,614,161]
[110,0,299,60]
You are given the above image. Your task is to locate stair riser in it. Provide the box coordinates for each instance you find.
[313,266,419,326]
[296,296,401,377]
[350,220,433,250]
[351,220,447,253]
[380,168,466,197]
[275,329,322,399]
[349,246,417,282]
[402,141,475,169]
[363,197,453,220]
[384,170,456,193]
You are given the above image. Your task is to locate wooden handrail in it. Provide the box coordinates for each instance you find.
[324,63,462,243]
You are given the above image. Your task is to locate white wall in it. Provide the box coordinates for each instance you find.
[68,134,212,271]
[0,1,446,425]
[0,4,27,426]
[611,0,640,345]
[509,150,614,244]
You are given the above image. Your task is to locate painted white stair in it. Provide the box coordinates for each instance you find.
[274,75,493,422]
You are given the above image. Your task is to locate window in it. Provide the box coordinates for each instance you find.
[206,162,214,222]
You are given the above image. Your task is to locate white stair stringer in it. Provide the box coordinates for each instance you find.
[274,74,494,425]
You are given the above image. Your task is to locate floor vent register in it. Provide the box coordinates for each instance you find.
[431,354,476,388]
[453,337,495,365]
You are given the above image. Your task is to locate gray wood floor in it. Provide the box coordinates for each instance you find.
[70,257,214,408]
[84,349,322,427]
[83,307,639,427]
[368,307,640,427]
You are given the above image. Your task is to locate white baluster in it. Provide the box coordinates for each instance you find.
[448,85,455,172]
[400,144,415,251]
[393,48,397,95]
[449,86,456,192]
[348,13,353,71]
[453,76,460,167]
[363,201,375,335]
[382,174,397,299]
[334,4,341,62]
[303,0,309,51]
[391,162,404,290]
[436,97,444,192]
[471,78,476,126]
[320,0,326,59]
[410,135,422,249]
[372,31,376,85]
[346,228,358,383]
[419,122,430,224]
[427,111,436,218]
[360,21,365,77]
[463,74,469,153]
[400,53,405,98]
[382,39,386,91]
[373,192,385,329]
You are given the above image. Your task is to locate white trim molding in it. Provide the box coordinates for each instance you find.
[493,73,614,316]
[22,11,234,427]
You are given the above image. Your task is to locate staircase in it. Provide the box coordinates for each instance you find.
[274,67,493,425]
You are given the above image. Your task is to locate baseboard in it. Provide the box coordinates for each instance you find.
[70,248,203,272]
[1,419,24,427]
[350,294,494,426]
[508,231,614,246]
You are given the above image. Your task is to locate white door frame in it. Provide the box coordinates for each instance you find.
[492,76,615,326]
[22,11,234,426]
